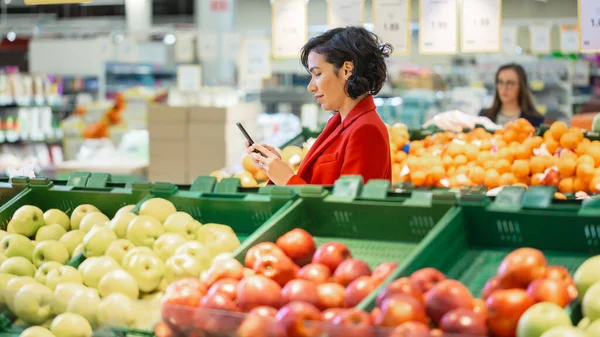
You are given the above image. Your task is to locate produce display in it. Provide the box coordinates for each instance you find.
[159,228,401,337]
[392,120,600,197]
[0,198,241,337]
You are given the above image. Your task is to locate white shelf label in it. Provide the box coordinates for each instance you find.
[240,38,272,80]
[578,0,600,53]
[197,31,219,62]
[177,65,202,91]
[501,26,517,54]
[175,33,196,63]
[461,0,501,53]
[272,0,308,59]
[221,32,240,62]
[328,0,364,29]
[373,0,411,55]
[560,25,580,53]
[419,0,458,54]
[530,24,551,54]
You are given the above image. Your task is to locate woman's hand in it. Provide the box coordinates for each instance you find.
[247,143,294,186]
[245,141,282,159]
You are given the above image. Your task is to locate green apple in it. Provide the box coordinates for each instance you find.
[115,204,136,218]
[196,223,240,258]
[20,326,55,337]
[0,252,7,265]
[79,212,109,233]
[51,282,87,315]
[5,276,37,311]
[7,205,45,238]
[35,261,63,284]
[584,282,600,322]
[126,215,164,248]
[0,273,16,309]
[0,230,9,242]
[124,254,165,293]
[50,312,93,337]
[0,256,35,276]
[163,212,198,240]
[587,320,600,337]
[164,253,203,284]
[121,247,155,267]
[70,204,100,230]
[35,224,67,242]
[59,230,86,257]
[105,239,136,264]
[72,243,83,257]
[13,282,53,324]
[66,287,100,327]
[45,266,83,291]
[0,234,35,260]
[98,269,139,300]
[81,256,121,288]
[576,256,600,301]
[139,198,177,223]
[174,241,212,270]
[97,293,136,328]
[540,326,589,337]
[82,227,117,258]
[579,317,592,330]
[44,209,70,232]
[107,211,136,239]
[517,302,572,337]
[32,240,69,267]
[153,233,188,261]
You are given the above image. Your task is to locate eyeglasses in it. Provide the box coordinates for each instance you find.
[496,80,518,89]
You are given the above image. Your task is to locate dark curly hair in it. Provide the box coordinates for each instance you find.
[300,27,393,100]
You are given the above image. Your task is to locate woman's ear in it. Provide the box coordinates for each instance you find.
[343,61,354,79]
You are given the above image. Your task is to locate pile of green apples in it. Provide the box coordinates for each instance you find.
[0,197,240,337]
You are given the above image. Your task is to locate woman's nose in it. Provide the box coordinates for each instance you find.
[307,79,317,93]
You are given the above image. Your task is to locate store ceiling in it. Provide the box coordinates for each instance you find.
[4,0,194,16]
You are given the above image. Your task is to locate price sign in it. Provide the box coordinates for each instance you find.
[373,0,411,55]
[461,0,501,53]
[501,26,517,54]
[578,0,600,53]
[197,31,219,62]
[177,65,202,91]
[419,0,458,54]
[560,25,580,53]
[239,38,272,79]
[573,60,591,87]
[221,32,240,62]
[175,33,196,63]
[328,0,364,29]
[530,24,550,54]
[272,0,308,59]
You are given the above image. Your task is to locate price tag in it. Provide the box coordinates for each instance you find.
[501,26,517,54]
[573,60,591,87]
[560,25,580,53]
[373,0,411,55]
[175,33,196,63]
[328,0,364,29]
[272,0,308,59]
[177,65,202,91]
[578,0,600,53]
[221,32,240,62]
[461,0,501,53]
[239,38,272,79]
[530,24,551,54]
[197,31,219,62]
[419,0,458,54]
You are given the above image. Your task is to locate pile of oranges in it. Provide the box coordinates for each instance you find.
[391,119,600,195]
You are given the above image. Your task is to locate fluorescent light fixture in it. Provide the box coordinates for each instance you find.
[163,34,176,45]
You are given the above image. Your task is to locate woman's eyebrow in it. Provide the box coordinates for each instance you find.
[309,66,320,73]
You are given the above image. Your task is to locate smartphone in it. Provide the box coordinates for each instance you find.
[236,122,261,154]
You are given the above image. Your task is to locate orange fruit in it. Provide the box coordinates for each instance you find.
[586,144,600,167]
[503,129,517,143]
[530,156,546,174]
[531,173,545,186]
[559,132,579,150]
[568,127,584,141]
[464,144,479,161]
[454,154,468,167]
[558,177,575,193]
[484,169,500,189]
[549,121,568,141]
[558,157,577,178]
[242,155,259,175]
[456,165,469,175]
[545,139,560,155]
[469,166,485,185]
[480,139,493,151]
[495,159,512,174]
[409,140,424,155]
[589,176,600,194]
[442,155,454,169]
[483,160,496,170]
[499,173,516,186]
[445,142,463,157]
[554,192,567,200]
[577,154,595,167]
[576,139,591,157]
[496,148,514,162]
[429,165,446,182]
[561,151,578,160]
[512,160,530,178]
[574,177,588,193]
[524,136,544,151]
[390,141,399,153]
[513,145,531,160]
[516,176,530,185]
[477,151,493,165]
[577,163,595,182]
[447,166,457,177]
[394,151,408,163]
[543,130,554,142]
[411,171,427,186]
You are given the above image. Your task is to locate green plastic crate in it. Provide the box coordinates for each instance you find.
[0,178,29,208]
[359,186,600,316]
[233,176,456,272]
[280,127,322,149]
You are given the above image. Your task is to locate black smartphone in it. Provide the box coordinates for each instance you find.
[236,122,261,154]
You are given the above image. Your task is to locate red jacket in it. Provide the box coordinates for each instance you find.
[286,95,391,185]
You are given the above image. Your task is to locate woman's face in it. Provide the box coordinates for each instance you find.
[496,68,520,106]
[306,51,348,111]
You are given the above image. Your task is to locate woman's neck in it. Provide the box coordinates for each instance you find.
[338,94,369,121]
[501,101,521,116]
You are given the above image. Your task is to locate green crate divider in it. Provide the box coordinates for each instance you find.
[359,194,600,318]
[144,182,298,243]
[0,177,29,208]
[280,128,322,148]
[232,190,456,278]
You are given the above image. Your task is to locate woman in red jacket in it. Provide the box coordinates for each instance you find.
[248,27,393,186]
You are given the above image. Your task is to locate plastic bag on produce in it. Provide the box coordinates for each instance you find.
[423,110,502,133]
[7,161,36,179]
